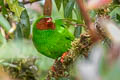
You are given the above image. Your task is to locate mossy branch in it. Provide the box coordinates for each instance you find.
[46,0,108,79]
[46,33,93,80]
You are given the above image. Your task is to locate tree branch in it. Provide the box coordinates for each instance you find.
[76,0,91,29]
[46,1,107,79]
[46,33,93,80]
[76,0,101,42]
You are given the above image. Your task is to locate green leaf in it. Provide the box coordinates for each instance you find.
[14,3,30,39]
[63,0,69,10]
[74,5,82,21]
[116,14,120,21]
[15,23,23,40]
[6,0,25,19]
[0,0,7,15]
[64,0,75,18]
[55,0,62,11]
[109,7,120,21]
[109,7,120,26]
[52,1,64,19]
[0,14,11,32]
[19,3,30,39]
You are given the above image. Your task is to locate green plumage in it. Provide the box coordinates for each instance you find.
[32,17,74,59]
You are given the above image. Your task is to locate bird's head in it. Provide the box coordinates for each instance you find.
[36,17,55,30]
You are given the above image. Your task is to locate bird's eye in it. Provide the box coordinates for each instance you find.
[46,18,52,22]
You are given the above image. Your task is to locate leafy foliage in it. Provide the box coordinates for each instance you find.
[64,0,75,18]
[55,0,75,18]
[17,3,30,39]
[109,7,120,23]
[0,0,7,15]
[6,0,24,19]
[0,14,11,32]
[0,0,120,80]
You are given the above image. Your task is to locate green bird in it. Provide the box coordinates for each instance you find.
[32,16,74,59]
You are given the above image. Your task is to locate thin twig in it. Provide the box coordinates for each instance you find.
[76,0,101,42]
[76,0,91,29]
